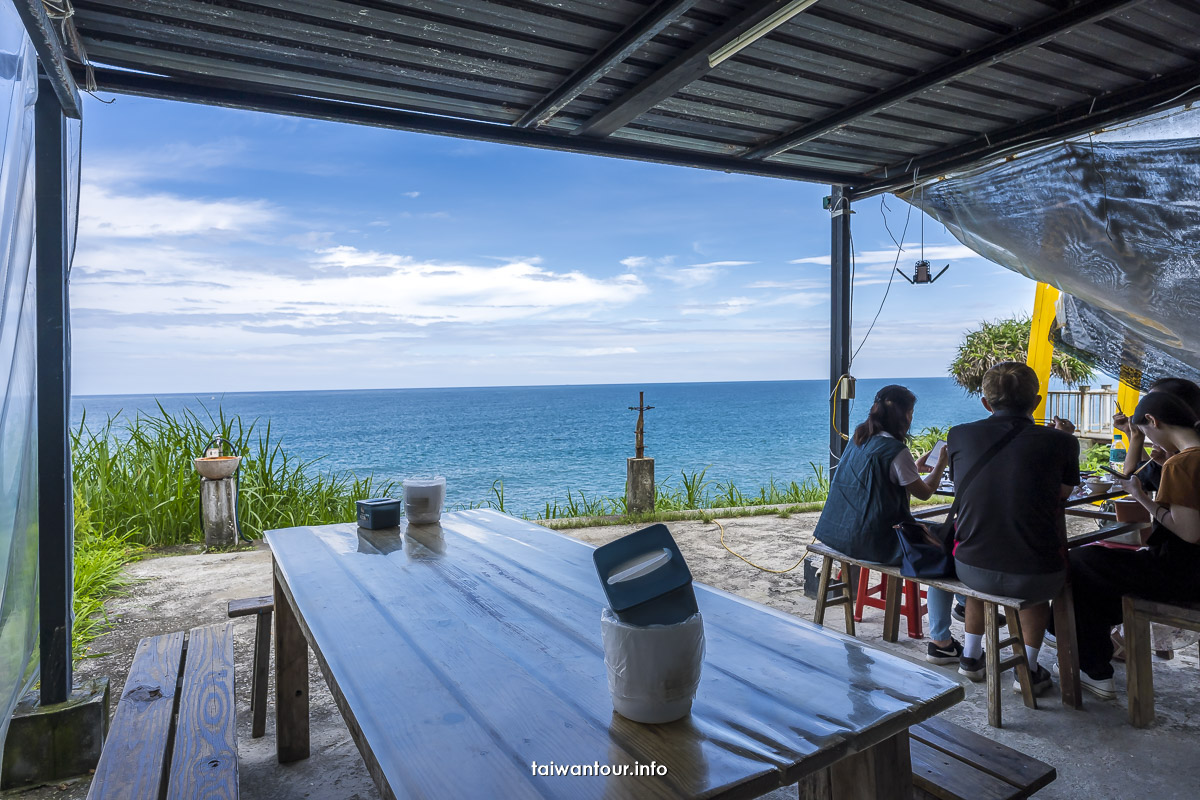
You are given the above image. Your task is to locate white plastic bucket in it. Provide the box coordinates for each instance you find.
[600,609,704,724]
[403,476,446,524]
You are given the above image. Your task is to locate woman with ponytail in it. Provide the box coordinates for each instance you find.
[814,385,962,664]
[1064,388,1200,699]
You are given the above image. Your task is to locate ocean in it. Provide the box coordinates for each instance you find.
[71,378,986,517]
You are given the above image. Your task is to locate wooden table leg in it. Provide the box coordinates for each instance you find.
[1123,595,1155,727]
[828,730,913,800]
[274,561,310,762]
[251,608,272,738]
[1053,582,1083,710]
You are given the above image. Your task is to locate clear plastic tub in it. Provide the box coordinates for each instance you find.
[403,476,446,524]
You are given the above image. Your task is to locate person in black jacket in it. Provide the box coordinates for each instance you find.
[948,362,1079,694]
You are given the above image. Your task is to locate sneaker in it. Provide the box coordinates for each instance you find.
[958,654,986,682]
[951,604,1007,627]
[1013,664,1053,696]
[1052,662,1117,700]
[926,637,963,665]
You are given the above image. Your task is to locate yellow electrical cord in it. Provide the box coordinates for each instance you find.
[714,519,805,574]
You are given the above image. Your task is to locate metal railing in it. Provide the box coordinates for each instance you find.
[1044,387,1118,435]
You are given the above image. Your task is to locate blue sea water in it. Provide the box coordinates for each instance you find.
[71,379,986,517]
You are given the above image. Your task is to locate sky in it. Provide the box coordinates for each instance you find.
[71,93,1042,396]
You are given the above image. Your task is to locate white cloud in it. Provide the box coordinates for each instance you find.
[688,260,755,268]
[660,265,722,286]
[402,191,420,198]
[746,279,826,290]
[570,346,638,356]
[79,183,276,239]
[789,243,980,269]
[73,242,649,328]
[679,297,755,317]
[620,255,674,269]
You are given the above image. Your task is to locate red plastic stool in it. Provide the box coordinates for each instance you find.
[854,568,928,639]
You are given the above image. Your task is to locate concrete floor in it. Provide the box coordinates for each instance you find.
[6,512,1198,799]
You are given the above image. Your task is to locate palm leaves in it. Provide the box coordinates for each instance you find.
[950,315,1094,394]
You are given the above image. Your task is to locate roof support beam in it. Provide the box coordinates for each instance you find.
[851,61,1200,198]
[85,66,856,187]
[743,0,1147,161]
[12,0,83,119]
[572,0,801,138]
[514,0,700,129]
[35,72,75,706]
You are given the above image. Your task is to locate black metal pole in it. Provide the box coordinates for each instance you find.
[35,73,73,705]
[829,185,852,469]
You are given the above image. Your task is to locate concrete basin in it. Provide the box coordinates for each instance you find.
[194,456,241,480]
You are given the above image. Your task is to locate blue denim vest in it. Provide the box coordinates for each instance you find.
[813,433,912,565]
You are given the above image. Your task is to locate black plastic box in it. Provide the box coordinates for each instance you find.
[356,498,402,529]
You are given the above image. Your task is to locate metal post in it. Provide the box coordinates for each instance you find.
[35,73,73,705]
[829,185,852,468]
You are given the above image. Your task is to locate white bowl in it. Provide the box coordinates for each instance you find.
[1085,478,1114,494]
[193,456,241,480]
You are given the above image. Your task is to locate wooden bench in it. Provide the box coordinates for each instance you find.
[87,623,237,800]
[808,541,1038,728]
[911,717,1056,799]
[227,595,274,738]
[1123,596,1200,727]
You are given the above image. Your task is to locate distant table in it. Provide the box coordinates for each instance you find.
[934,483,1127,507]
[266,509,963,799]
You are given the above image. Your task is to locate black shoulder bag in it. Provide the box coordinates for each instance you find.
[894,424,1025,579]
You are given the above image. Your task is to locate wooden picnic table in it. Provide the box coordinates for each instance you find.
[266,509,964,799]
[934,484,1127,508]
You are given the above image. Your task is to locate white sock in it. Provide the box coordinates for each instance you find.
[1026,645,1041,669]
[964,633,983,659]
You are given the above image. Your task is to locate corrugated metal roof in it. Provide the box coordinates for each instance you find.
[66,0,1200,197]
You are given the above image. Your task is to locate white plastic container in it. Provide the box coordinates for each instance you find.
[600,608,704,724]
[403,476,446,524]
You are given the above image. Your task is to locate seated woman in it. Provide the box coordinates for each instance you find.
[948,363,1079,694]
[1113,378,1200,491]
[813,385,959,664]
[1066,390,1200,698]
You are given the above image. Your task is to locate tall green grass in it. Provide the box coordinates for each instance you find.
[72,403,395,547]
[535,465,831,520]
[72,492,141,660]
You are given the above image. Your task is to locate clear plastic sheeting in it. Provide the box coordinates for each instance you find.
[902,106,1200,389]
[600,609,704,724]
[0,5,41,748]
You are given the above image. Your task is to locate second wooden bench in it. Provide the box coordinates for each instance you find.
[807,541,1039,728]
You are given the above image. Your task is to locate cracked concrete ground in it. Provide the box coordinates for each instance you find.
[5,512,1198,799]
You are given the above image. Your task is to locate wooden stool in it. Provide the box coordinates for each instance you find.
[228,595,274,738]
[855,569,927,639]
[813,556,859,637]
[1123,595,1200,727]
